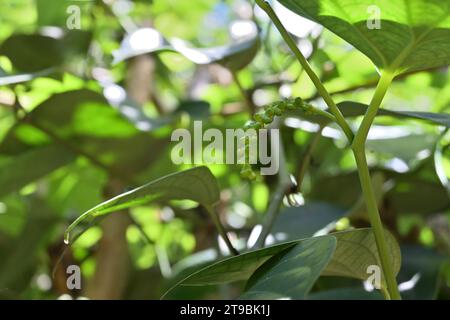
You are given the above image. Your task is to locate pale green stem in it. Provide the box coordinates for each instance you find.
[255,0,354,142]
[352,70,401,300]
[352,70,396,148]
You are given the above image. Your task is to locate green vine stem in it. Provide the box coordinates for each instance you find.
[255,0,354,142]
[351,70,400,300]
[255,0,401,299]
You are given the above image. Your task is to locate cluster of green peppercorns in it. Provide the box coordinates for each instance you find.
[240,97,307,180]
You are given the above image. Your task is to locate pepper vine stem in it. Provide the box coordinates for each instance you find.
[255,0,401,300]
[351,69,401,300]
[255,0,354,142]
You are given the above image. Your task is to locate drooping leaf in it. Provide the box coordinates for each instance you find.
[168,241,298,288]
[277,0,450,73]
[338,101,450,127]
[323,228,401,287]
[240,236,336,299]
[0,144,76,198]
[112,26,260,70]
[64,166,220,244]
[291,100,450,128]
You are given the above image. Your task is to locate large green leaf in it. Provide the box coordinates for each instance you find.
[0,144,76,198]
[277,0,450,73]
[323,228,401,287]
[308,287,383,300]
[240,236,337,299]
[168,241,298,288]
[64,166,220,244]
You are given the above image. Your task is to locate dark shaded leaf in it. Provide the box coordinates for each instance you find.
[240,236,336,299]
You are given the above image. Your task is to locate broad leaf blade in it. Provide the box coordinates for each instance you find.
[65,166,220,243]
[278,0,450,73]
[323,228,401,287]
[173,241,298,287]
[240,236,337,299]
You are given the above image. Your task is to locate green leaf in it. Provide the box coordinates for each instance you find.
[36,0,72,27]
[64,166,220,244]
[169,241,298,288]
[366,133,437,163]
[113,27,260,70]
[338,101,450,127]
[0,144,76,198]
[0,30,91,72]
[0,89,168,177]
[240,236,337,299]
[277,0,450,73]
[307,287,383,300]
[0,197,58,294]
[323,228,401,287]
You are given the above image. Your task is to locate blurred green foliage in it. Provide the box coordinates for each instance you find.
[0,0,449,300]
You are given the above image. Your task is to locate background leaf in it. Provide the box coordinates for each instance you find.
[323,228,402,286]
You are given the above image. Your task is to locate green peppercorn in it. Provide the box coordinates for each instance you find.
[265,107,275,117]
[278,101,287,111]
[294,97,303,109]
[254,113,264,123]
[261,113,274,124]
[273,107,283,116]
[244,120,258,130]
[286,100,296,110]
